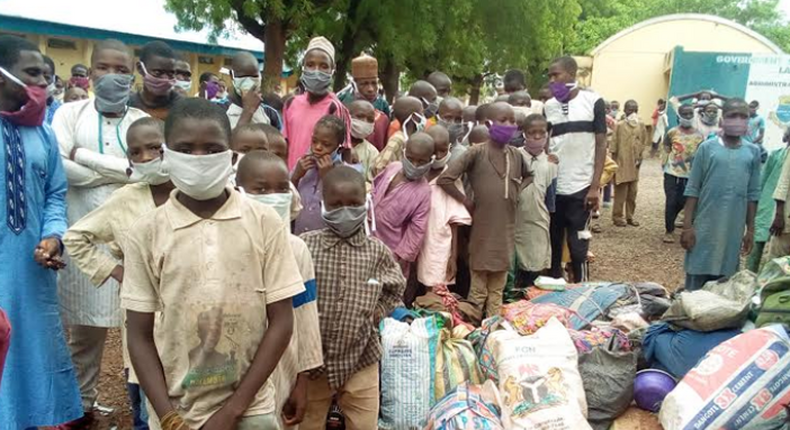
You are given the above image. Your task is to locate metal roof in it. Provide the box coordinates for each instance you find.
[0,13,265,60]
[590,14,784,56]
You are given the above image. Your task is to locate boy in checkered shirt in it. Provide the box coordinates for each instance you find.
[299,166,405,430]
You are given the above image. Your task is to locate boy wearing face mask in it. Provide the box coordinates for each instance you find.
[681,98,760,291]
[348,100,380,186]
[43,55,61,125]
[292,115,347,235]
[372,132,435,283]
[669,90,729,140]
[372,95,426,177]
[611,100,649,227]
[417,126,472,294]
[124,98,302,430]
[515,114,558,288]
[51,38,150,424]
[767,129,790,261]
[438,102,532,317]
[300,166,405,430]
[283,37,351,170]
[62,117,171,430]
[662,103,705,243]
[129,41,182,120]
[235,150,323,429]
[227,51,283,131]
[338,54,391,150]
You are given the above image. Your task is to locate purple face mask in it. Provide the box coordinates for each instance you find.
[549,81,575,103]
[489,123,519,146]
[721,117,748,137]
[524,136,547,157]
[206,81,220,99]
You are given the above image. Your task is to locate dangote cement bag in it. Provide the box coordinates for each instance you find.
[380,316,440,430]
[489,318,591,430]
[660,326,790,430]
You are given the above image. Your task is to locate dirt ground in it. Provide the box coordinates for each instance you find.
[91,158,684,429]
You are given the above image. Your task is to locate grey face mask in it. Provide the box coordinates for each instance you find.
[321,203,367,238]
[301,69,333,95]
[94,73,134,114]
[402,155,432,181]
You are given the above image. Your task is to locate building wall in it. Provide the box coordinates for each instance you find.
[590,17,780,122]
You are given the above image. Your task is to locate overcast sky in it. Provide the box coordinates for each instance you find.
[1,0,789,51]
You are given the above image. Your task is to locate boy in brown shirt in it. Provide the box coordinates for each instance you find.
[611,99,649,227]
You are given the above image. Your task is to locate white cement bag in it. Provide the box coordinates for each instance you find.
[379,316,440,430]
[490,318,591,430]
[660,326,790,430]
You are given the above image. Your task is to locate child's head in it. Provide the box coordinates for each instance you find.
[488,102,516,127]
[258,124,288,162]
[701,103,720,124]
[503,69,527,94]
[393,96,424,125]
[658,98,666,110]
[437,97,464,125]
[64,87,89,103]
[721,98,749,138]
[624,100,638,117]
[547,56,577,85]
[427,125,450,167]
[348,99,375,141]
[749,100,759,117]
[610,100,620,112]
[469,125,490,145]
[522,114,549,156]
[522,114,548,140]
[236,150,290,196]
[127,117,165,164]
[311,115,345,158]
[408,80,438,110]
[322,165,366,210]
[698,91,713,102]
[537,87,552,103]
[463,106,477,123]
[508,91,531,108]
[231,124,269,155]
[165,98,232,154]
[475,104,490,124]
[678,104,695,126]
[403,132,435,180]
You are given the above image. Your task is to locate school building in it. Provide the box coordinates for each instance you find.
[576,14,784,122]
[0,14,295,92]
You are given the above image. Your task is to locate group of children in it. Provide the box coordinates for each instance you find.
[2,28,780,430]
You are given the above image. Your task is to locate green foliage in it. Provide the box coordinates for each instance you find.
[567,0,789,55]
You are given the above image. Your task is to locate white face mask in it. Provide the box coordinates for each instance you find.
[129,157,170,186]
[175,80,192,92]
[162,145,233,201]
[350,118,375,140]
[402,113,427,140]
[627,112,639,122]
[431,151,452,170]
[243,191,292,224]
[233,75,261,96]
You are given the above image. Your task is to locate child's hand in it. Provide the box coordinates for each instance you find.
[446,258,457,283]
[463,197,475,214]
[741,233,754,256]
[548,153,559,164]
[241,84,262,113]
[770,213,785,236]
[317,155,333,179]
[681,228,696,250]
[200,406,240,430]
[282,373,308,425]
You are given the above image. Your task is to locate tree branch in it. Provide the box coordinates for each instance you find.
[230,0,266,40]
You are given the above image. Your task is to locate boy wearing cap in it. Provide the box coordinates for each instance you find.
[283,36,351,170]
[338,54,390,149]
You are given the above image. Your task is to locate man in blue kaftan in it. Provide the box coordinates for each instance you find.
[0,35,81,430]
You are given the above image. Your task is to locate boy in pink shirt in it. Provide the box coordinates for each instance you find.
[418,126,471,291]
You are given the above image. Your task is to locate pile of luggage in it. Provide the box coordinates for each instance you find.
[376,257,790,429]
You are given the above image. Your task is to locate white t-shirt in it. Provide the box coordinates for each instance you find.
[544,90,606,196]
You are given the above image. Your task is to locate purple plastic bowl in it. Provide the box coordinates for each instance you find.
[634,369,677,412]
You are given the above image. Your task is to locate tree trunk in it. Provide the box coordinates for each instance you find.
[381,57,400,103]
[262,18,286,93]
[332,0,362,93]
[469,73,484,105]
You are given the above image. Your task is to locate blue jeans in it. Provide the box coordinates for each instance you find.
[127,382,149,430]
